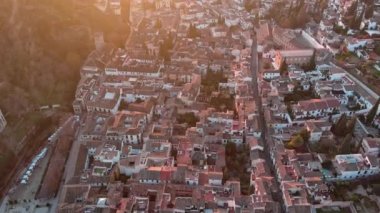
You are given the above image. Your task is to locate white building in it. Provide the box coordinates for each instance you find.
[345,38,368,52]
[305,120,332,143]
[207,171,223,186]
[329,154,380,181]
[94,144,121,164]
[368,19,377,30]
[263,70,281,80]
[292,98,341,120]
[210,26,228,38]
[104,64,163,78]
[207,110,234,126]
[361,137,380,156]
[329,66,346,81]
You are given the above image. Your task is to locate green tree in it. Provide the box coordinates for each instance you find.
[366,98,380,125]
[333,24,348,35]
[159,33,174,62]
[279,60,288,74]
[345,116,357,135]
[120,0,131,22]
[299,129,310,143]
[171,148,178,160]
[176,112,199,127]
[332,114,357,137]
[331,114,348,137]
[375,43,380,55]
[225,142,237,157]
[365,4,374,19]
[112,166,121,181]
[305,50,316,71]
[188,23,200,38]
[288,135,304,148]
[244,0,255,12]
[321,160,333,169]
[218,16,225,25]
[347,0,358,17]
[155,18,162,29]
[339,134,353,154]
[142,0,154,11]
[350,7,364,29]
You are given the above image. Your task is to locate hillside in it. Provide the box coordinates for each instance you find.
[0,0,129,195]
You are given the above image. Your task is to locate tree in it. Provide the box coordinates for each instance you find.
[121,0,131,23]
[350,7,364,29]
[347,0,358,17]
[288,1,294,15]
[345,116,357,135]
[244,0,255,12]
[288,135,304,148]
[279,60,288,74]
[366,98,380,125]
[333,24,348,35]
[295,6,309,27]
[374,43,380,55]
[176,112,199,127]
[159,33,174,62]
[331,114,348,137]
[331,114,357,137]
[339,134,353,154]
[299,129,310,143]
[65,52,82,69]
[264,63,271,69]
[188,24,200,38]
[321,160,333,170]
[171,148,178,160]
[365,4,374,19]
[158,44,168,61]
[142,0,154,11]
[305,50,316,71]
[155,18,162,29]
[218,16,225,25]
[226,142,237,157]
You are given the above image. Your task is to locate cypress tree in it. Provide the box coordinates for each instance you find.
[347,0,358,17]
[365,4,374,19]
[345,116,357,136]
[339,134,353,154]
[332,114,348,137]
[366,98,380,125]
[279,60,288,74]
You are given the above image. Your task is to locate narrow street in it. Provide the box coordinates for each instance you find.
[250,32,284,211]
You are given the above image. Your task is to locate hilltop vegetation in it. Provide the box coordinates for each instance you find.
[0,0,129,196]
[267,0,328,28]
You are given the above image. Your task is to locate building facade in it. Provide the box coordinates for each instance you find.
[275,49,314,68]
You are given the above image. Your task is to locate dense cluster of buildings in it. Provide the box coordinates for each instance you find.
[55,0,380,213]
